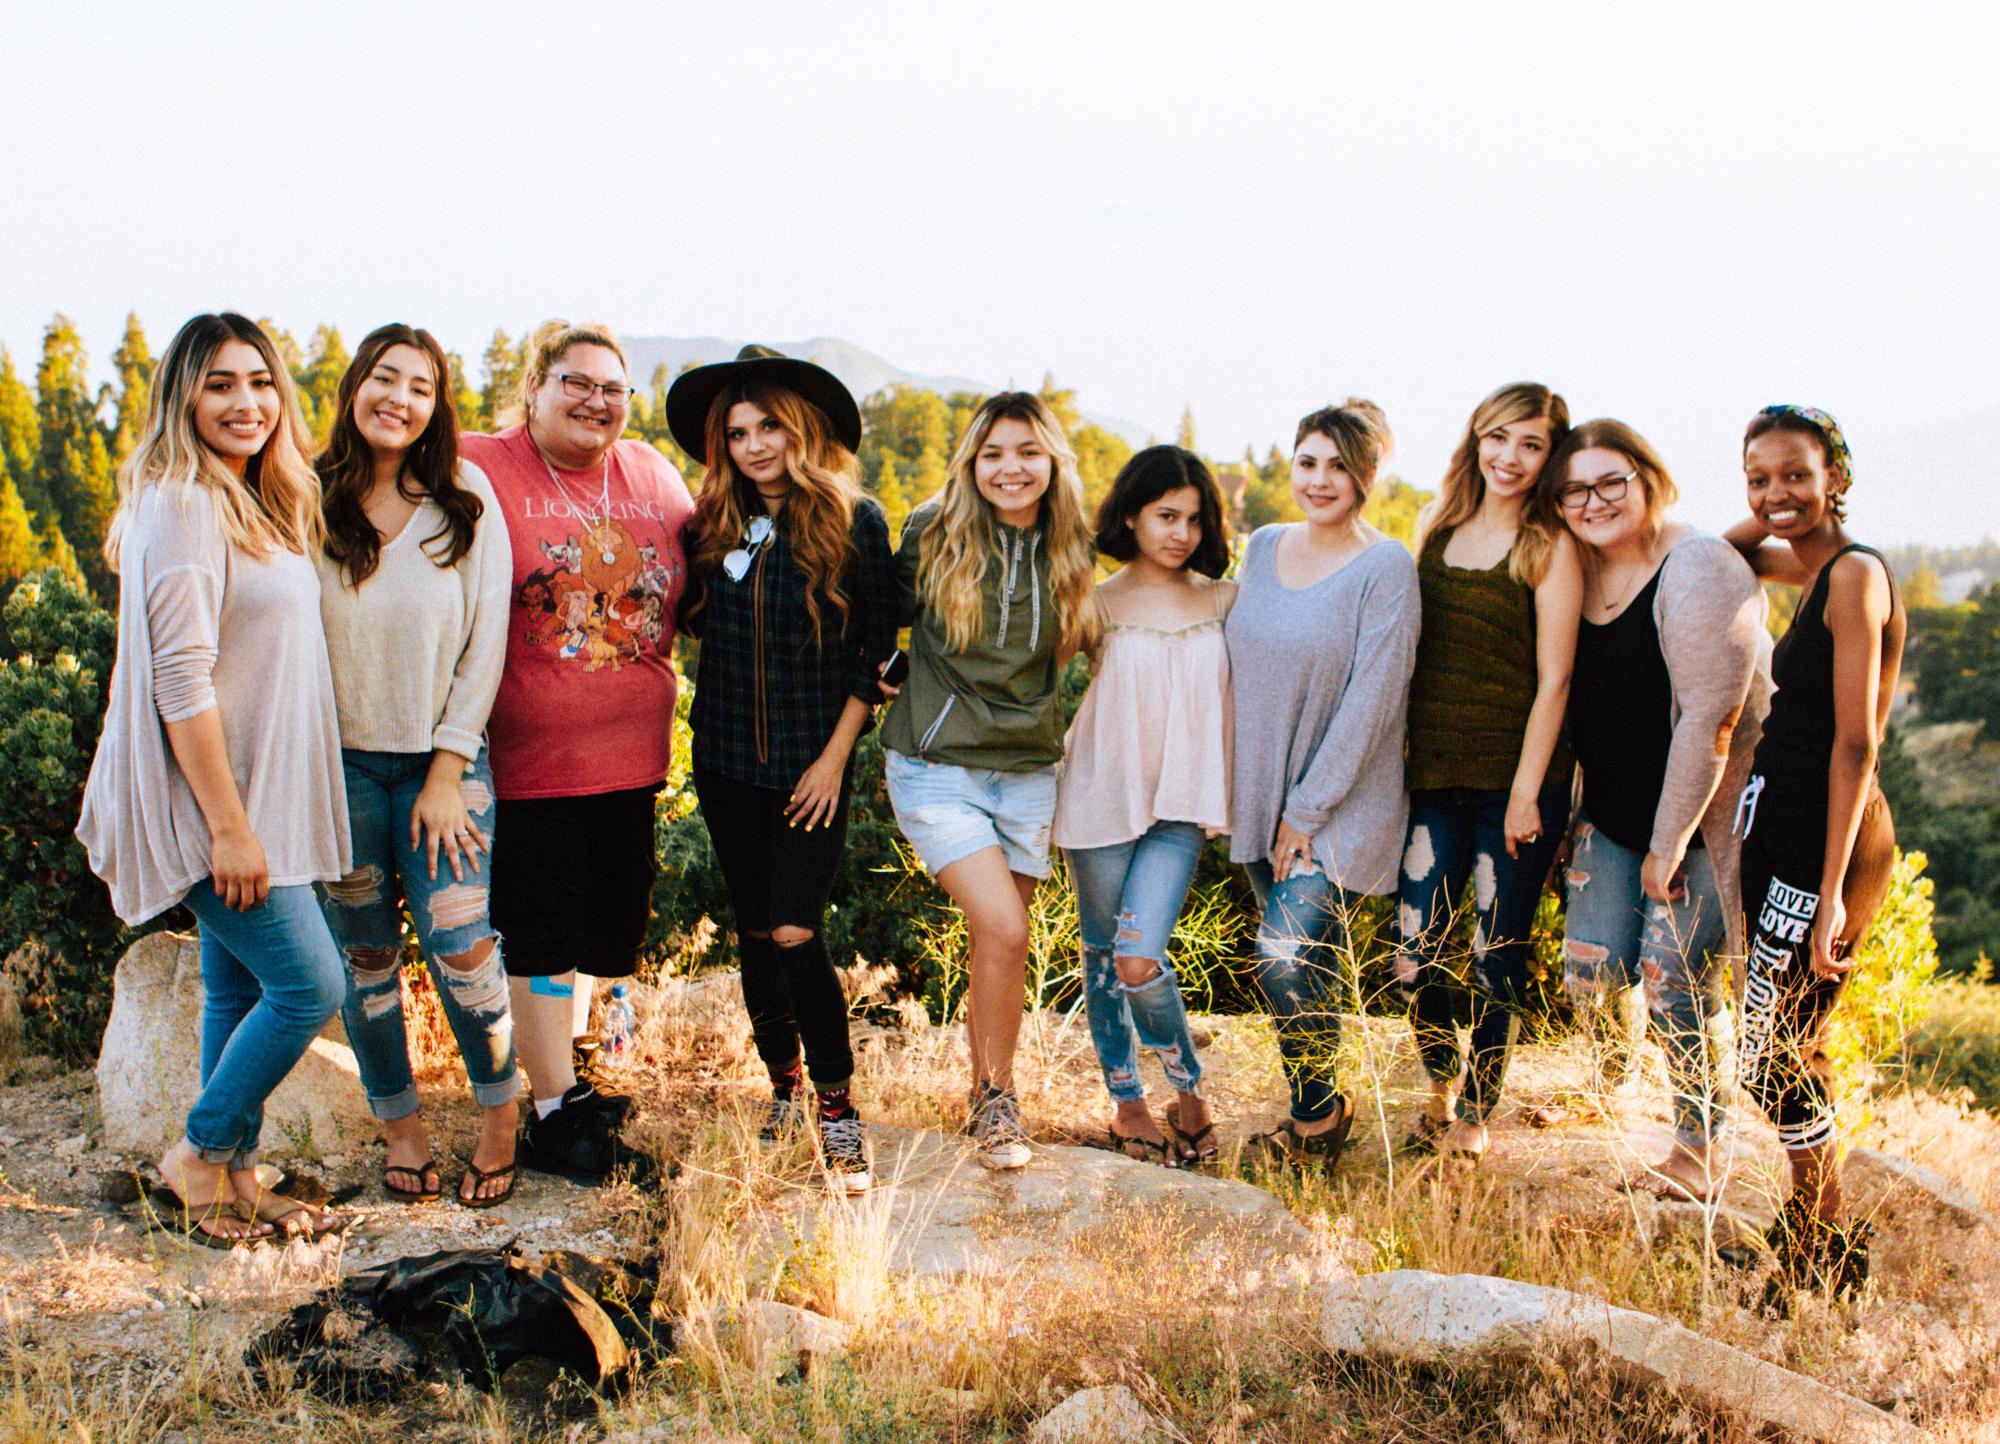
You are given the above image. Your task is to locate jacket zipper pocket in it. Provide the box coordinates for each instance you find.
[917,694,957,756]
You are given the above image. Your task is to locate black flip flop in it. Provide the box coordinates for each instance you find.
[383,1160,441,1203]
[1104,1126,1178,1168]
[456,1158,519,1209]
[1164,1101,1220,1165]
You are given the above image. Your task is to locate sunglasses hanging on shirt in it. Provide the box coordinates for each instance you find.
[723,515,775,583]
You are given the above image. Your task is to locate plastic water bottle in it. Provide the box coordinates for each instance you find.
[599,984,635,1068]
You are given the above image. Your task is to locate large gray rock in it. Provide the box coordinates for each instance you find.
[1028,1384,1164,1443]
[96,932,374,1158]
[1847,1146,2000,1234]
[1321,1270,1916,1444]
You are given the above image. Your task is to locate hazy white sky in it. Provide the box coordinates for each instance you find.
[3,0,1996,541]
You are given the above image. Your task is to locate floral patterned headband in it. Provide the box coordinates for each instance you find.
[1756,404,1853,484]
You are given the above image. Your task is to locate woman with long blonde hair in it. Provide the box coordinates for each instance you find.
[881,391,1097,1169]
[79,312,351,1246]
[669,347,896,1194]
[1394,382,1580,1161]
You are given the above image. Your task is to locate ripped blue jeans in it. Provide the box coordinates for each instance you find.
[1560,818,1732,1150]
[318,749,518,1120]
[1243,859,1352,1123]
[1065,822,1207,1104]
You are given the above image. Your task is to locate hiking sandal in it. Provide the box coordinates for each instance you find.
[1105,1125,1178,1168]
[1397,1112,1450,1157]
[237,1192,352,1242]
[146,1183,275,1250]
[1250,1094,1356,1174]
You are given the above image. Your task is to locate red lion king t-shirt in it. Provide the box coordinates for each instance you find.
[462,427,693,800]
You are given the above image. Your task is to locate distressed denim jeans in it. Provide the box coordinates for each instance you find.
[182,882,346,1169]
[1395,782,1568,1124]
[1065,822,1207,1103]
[1561,818,1732,1149]
[1243,858,1351,1123]
[318,749,518,1119]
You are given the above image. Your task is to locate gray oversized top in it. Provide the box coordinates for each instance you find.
[78,481,350,925]
[1226,526,1421,896]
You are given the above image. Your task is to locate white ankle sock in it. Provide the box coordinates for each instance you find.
[535,1095,565,1119]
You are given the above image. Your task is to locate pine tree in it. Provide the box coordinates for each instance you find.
[107,312,153,463]
[448,351,485,433]
[296,325,351,444]
[35,514,82,587]
[0,465,45,584]
[0,350,49,524]
[35,318,117,596]
[481,329,524,425]
[872,451,912,542]
[1176,404,1200,454]
[1037,372,1081,435]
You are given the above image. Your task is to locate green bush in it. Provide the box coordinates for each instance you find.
[0,567,146,1060]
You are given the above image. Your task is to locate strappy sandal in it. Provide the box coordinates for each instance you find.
[1164,1101,1220,1165]
[383,1159,441,1203]
[236,1192,352,1242]
[146,1184,275,1250]
[457,1157,519,1209]
[1104,1126,1178,1168]
[1397,1112,1450,1157]
[1250,1094,1356,1174]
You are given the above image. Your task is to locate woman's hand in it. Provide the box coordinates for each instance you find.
[1810,893,1851,978]
[1640,850,1686,904]
[211,824,270,911]
[1271,820,1315,883]
[787,748,847,831]
[876,658,903,700]
[1502,790,1544,860]
[411,764,487,882]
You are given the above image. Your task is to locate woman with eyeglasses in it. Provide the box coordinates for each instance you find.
[668,347,894,1193]
[1543,420,1768,1206]
[461,320,694,1184]
[1395,383,1578,1164]
[1723,405,1904,1296]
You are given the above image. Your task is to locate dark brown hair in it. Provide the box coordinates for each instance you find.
[1093,445,1229,577]
[1743,409,1850,520]
[319,323,480,586]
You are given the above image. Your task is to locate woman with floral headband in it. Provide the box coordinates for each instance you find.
[1724,404,1905,1298]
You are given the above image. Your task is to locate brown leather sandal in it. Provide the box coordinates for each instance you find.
[1250,1094,1355,1174]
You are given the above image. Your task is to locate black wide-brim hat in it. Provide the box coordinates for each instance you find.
[665,344,864,461]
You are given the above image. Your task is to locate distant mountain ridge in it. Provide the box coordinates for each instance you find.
[620,334,1158,447]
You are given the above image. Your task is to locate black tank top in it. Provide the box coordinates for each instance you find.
[1753,543,1901,804]
[1568,566,1692,854]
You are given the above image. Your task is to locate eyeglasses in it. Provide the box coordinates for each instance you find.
[556,372,633,407]
[722,515,774,582]
[1557,472,1637,511]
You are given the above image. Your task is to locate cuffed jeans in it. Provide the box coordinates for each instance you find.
[1561,819,1732,1150]
[1243,859,1351,1123]
[182,882,346,1168]
[319,750,518,1120]
[1065,821,1207,1103]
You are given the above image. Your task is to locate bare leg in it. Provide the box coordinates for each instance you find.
[156,1138,270,1243]
[510,971,579,1106]
[440,937,517,1203]
[935,850,1035,1095]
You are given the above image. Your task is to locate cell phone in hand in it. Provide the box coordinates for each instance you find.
[881,649,910,687]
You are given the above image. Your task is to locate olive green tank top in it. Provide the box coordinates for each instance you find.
[1404,526,1573,794]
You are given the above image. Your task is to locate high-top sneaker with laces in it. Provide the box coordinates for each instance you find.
[818,1111,873,1193]
[969,1085,1031,1170]
[760,1090,806,1144]
[521,1081,651,1184]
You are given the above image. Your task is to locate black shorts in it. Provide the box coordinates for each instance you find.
[490,784,661,978]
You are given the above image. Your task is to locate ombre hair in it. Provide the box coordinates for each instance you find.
[915,391,1099,656]
[319,323,482,586]
[681,381,860,643]
[498,319,629,426]
[1545,418,1680,548]
[1294,398,1393,504]
[1416,382,1571,586]
[105,312,321,571]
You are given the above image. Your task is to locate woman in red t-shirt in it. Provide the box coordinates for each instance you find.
[463,321,693,1183]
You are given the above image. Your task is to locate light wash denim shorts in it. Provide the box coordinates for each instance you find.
[883,749,1059,879]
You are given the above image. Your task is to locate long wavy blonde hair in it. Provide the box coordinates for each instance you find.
[1414,382,1570,586]
[916,391,1098,656]
[105,312,321,571]
[681,381,859,642]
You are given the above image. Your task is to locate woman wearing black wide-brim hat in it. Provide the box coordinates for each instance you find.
[669,346,895,1194]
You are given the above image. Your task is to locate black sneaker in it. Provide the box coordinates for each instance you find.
[521,1083,652,1185]
[572,1043,637,1123]
[760,1091,807,1144]
[818,1111,873,1194]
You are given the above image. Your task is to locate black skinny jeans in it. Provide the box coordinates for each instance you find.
[693,765,855,1089]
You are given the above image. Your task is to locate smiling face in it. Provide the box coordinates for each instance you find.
[1555,445,1647,552]
[528,341,628,469]
[1477,415,1554,499]
[352,342,438,464]
[1290,432,1363,528]
[1744,428,1838,540]
[193,339,282,475]
[973,415,1052,526]
[1126,483,1204,571]
[725,399,792,492]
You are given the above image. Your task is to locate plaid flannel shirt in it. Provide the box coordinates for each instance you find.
[688,497,897,790]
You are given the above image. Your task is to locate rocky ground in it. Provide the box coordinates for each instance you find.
[4,944,2000,1440]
